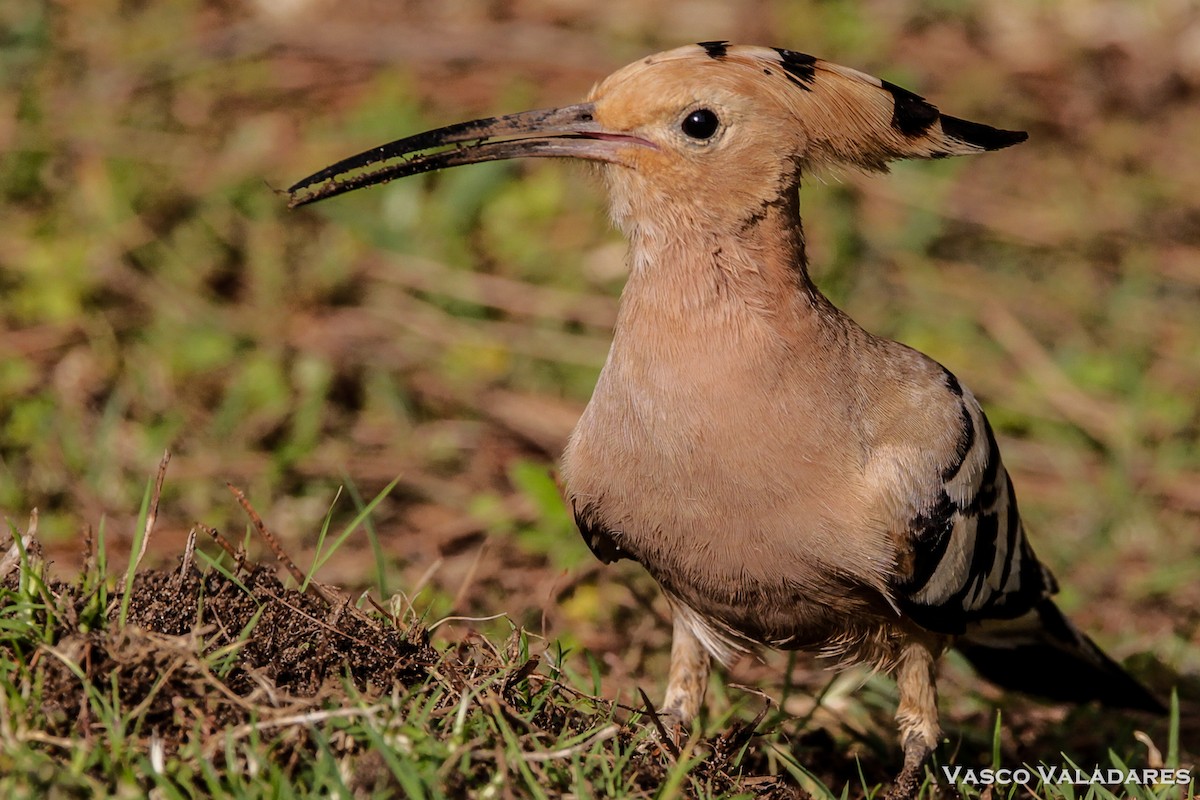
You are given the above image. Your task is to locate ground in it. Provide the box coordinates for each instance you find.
[0,1,1197,797]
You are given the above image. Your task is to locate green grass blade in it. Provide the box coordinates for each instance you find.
[339,469,391,598]
[118,476,155,628]
[310,475,400,584]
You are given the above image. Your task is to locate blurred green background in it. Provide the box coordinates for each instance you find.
[1,0,1197,727]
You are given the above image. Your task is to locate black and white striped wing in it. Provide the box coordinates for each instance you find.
[894,373,1056,635]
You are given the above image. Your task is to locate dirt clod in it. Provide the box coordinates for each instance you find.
[17,560,437,757]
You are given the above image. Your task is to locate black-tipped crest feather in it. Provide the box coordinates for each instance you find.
[940,114,1028,150]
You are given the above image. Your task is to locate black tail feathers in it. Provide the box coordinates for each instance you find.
[957,599,1164,714]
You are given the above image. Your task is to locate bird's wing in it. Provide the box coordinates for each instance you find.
[887,368,1058,635]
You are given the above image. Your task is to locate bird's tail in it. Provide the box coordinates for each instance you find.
[957,598,1164,713]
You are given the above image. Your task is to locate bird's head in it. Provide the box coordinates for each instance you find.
[288,42,1025,235]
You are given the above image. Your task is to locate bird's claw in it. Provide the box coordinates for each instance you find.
[636,705,692,756]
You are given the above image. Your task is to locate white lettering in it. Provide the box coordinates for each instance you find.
[938,763,1194,788]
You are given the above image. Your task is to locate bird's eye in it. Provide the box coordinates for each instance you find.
[681,108,720,139]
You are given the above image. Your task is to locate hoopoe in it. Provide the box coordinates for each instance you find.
[289,42,1162,798]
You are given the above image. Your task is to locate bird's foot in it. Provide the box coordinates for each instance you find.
[882,760,925,800]
[636,696,693,755]
[882,733,933,800]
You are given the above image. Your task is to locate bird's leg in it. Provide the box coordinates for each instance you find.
[659,611,712,733]
[885,641,942,800]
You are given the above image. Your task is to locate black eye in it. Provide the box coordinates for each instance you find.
[681,108,720,139]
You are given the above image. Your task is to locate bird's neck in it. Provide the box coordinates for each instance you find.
[616,190,829,334]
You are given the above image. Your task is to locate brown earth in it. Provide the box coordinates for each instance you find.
[5,531,816,797]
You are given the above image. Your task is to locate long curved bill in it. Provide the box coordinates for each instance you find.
[287,103,651,208]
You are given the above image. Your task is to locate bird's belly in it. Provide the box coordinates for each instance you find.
[562,410,895,653]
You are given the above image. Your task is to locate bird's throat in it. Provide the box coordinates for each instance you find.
[615,189,825,343]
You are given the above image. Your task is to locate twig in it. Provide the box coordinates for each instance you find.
[1133,730,1164,769]
[637,687,681,760]
[520,672,644,716]
[221,705,382,744]
[124,656,187,722]
[400,557,445,620]
[131,451,171,576]
[266,589,379,643]
[366,593,399,626]
[177,527,197,586]
[428,611,510,633]
[197,523,243,569]
[727,683,778,709]
[0,510,37,582]
[521,724,620,762]
[226,482,341,608]
[716,696,774,755]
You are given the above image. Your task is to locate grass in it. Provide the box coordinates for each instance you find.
[1,0,1198,797]
[0,491,1192,799]
[0,495,795,799]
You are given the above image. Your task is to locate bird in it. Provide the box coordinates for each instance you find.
[288,42,1163,799]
